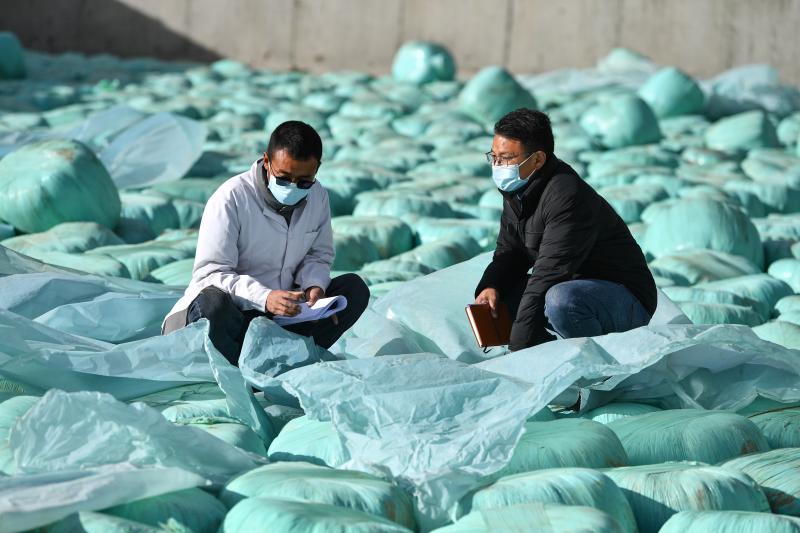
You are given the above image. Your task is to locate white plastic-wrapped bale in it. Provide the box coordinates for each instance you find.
[457,468,636,532]
[603,462,771,533]
[660,510,800,533]
[607,409,770,465]
[100,488,227,533]
[267,415,347,467]
[220,497,412,533]
[331,216,415,259]
[0,395,39,475]
[580,402,661,424]
[220,462,415,529]
[436,502,624,533]
[0,140,121,234]
[722,448,800,516]
[497,419,629,477]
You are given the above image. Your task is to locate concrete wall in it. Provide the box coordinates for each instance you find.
[2,0,799,84]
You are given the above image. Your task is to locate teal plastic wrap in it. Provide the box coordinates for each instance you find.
[0,33,25,79]
[769,259,800,293]
[87,243,190,281]
[649,250,760,286]
[603,462,770,532]
[221,497,412,533]
[459,468,634,531]
[332,234,380,271]
[331,216,415,259]
[44,511,164,533]
[1,222,124,255]
[579,95,662,149]
[698,274,793,320]
[581,402,661,424]
[0,140,121,233]
[608,410,769,465]
[436,502,624,533]
[118,193,181,239]
[704,110,780,152]
[638,67,705,118]
[188,422,269,457]
[221,462,416,529]
[392,41,456,85]
[722,448,800,516]
[754,320,800,349]
[267,415,347,467]
[642,198,765,268]
[101,488,227,533]
[676,301,762,326]
[458,67,537,126]
[0,396,39,475]
[748,408,800,448]
[660,510,800,533]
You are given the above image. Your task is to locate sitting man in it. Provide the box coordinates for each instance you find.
[474,109,656,352]
[162,121,369,364]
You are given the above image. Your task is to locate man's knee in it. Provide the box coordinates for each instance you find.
[188,285,236,322]
[543,282,574,323]
[337,273,370,312]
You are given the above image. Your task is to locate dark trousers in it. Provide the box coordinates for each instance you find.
[186,274,370,365]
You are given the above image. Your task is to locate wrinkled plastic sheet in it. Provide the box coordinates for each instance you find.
[3,247,800,530]
[0,105,206,188]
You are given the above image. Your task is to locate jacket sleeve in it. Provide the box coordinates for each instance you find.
[509,181,599,350]
[191,189,272,311]
[294,189,334,292]
[475,211,530,298]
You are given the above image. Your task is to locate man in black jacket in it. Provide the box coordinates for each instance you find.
[474,109,657,351]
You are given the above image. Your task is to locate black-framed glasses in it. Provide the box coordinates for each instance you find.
[274,177,315,189]
[485,151,534,166]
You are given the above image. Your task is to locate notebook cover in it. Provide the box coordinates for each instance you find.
[465,303,512,348]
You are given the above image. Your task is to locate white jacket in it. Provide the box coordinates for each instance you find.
[162,160,334,333]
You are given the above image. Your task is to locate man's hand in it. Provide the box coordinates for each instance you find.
[475,287,500,318]
[266,290,305,316]
[305,286,325,306]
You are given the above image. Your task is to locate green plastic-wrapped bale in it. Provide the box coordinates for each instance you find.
[497,419,629,477]
[437,502,624,533]
[722,448,800,516]
[705,111,780,152]
[604,462,770,533]
[0,222,124,255]
[661,510,800,533]
[148,258,193,286]
[87,243,190,281]
[747,409,800,449]
[188,422,269,457]
[101,488,227,533]
[0,32,26,79]
[607,409,770,465]
[21,250,131,278]
[331,216,414,259]
[44,511,164,532]
[753,320,800,350]
[579,94,662,149]
[675,301,762,326]
[581,402,661,425]
[392,41,456,85]
[458,66,537,126]
[698,274,793,321]
[332,234,381,271]
[267,415,347,468]
[649,250,760,286]
[638,67,705,118]
[458,468,636,532]
[642,198,765,268]
[0,140,121,233]
[220,497,412,533]
[769,259,800,293]
[221,462,415,529]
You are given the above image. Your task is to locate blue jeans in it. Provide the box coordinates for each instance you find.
[543,279,652,338]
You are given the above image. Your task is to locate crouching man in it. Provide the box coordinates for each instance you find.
[162,121,369,364]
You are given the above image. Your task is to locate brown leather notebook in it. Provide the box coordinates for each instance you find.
[465,303,512,348]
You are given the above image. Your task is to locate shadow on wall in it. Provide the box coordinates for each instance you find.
[0,0,221,62]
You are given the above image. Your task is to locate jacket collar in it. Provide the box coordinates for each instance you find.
[256,158,308,217]
[501,153,561,216]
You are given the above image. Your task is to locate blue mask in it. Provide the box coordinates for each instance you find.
[267,174,310,206]
[492,152,536,192]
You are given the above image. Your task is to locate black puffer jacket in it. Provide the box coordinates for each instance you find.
[475,154,657,350]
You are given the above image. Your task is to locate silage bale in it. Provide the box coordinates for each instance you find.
[753,320,800,350]
[769,259,800,293]
[660,510,800,533]
[220,462,415,529]
[0,222,124,256]
[724,181,800,215]
[497,419,629,477]
[87,242,190,281]
[458,468,636,532]
[778,113,800,149]
[437,502,623,533]
[705,110,780,152]
[747,409,800,449]
[661,286,761,312]
[188,422,268,457]
[412,218,500,249]
[604,462,770,533]
[0,140,121,233]
[579,94,662,149]
[363,237,482,274]
[267,415,347,468]
[458,66,537,125]
[649,250,761,286]
[598,184,668,223]
[149,258,193,286]
[697,274,793,320]
[607,409,770,465]
[638,67,705,118]
[0,32,26,79]
[0,396,40,475]
[149,177,227,204]
[44,511,165,532]
[722,448,800,516]
[220,497,412,533]
[391,41,455,85]
[332,233,381,271]
[776,295,800,315]
[331,216,414,259]
[101,488,227,533]
[20,250,131,278]
[581,402,662,425]
[353,191,457,219]
[642,198,764,268]
[675,301,762,326]
[118,192,181,240]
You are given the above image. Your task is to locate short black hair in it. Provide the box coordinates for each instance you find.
[267,121,323,162]
[494,109,554,155]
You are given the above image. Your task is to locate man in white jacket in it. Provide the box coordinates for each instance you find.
[162,121,369,364]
